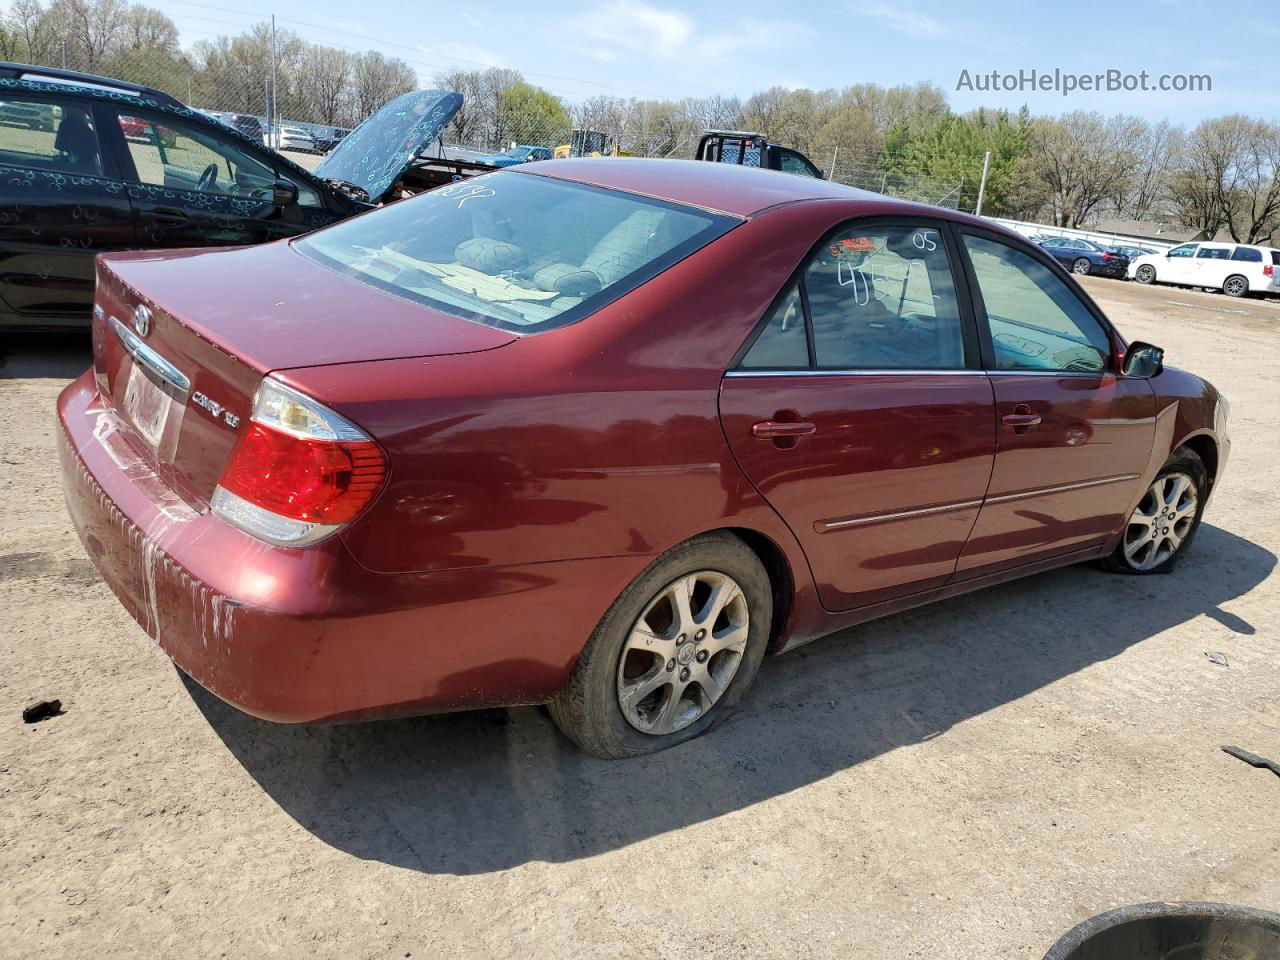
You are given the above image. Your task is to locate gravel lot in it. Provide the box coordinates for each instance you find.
[2,277,1278,960]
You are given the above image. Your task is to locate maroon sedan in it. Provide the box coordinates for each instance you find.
[58,159,1229,758]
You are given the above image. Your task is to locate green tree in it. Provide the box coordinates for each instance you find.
[498,81,568,147]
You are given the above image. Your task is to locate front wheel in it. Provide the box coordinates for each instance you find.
[1072,258,1092,276]
[1135,264,1157,284]
[1103,450,1207,575]
[549,532,772,758]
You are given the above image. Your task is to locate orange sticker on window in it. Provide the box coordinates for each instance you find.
[830,235,877,259]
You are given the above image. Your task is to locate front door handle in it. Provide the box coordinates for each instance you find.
[1002,404,1042,433]
[752,420,817,439]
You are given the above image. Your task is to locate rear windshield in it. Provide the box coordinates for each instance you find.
[296,171,738,332]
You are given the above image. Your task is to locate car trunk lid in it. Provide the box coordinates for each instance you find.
[312,89,463,205]
[91,242,514,509]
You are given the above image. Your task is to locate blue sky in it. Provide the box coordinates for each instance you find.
[163,0,1279,124]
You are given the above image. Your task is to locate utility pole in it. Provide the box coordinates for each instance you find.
[268,14,278,141]
[974,150,992,216]
[61,38,67,69]
[829,145,839,180]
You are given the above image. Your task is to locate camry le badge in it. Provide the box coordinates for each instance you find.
[191,391,241,429]
[132,304,152,338]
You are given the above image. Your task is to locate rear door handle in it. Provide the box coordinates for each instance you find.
[752,420,817,439]
[143,207,190,226]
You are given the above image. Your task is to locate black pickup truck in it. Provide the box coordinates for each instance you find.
[695,129,824,179]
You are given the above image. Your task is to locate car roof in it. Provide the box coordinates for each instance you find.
[516,157,936,218]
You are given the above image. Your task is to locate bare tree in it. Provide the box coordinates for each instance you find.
[46,0,128,70]
[302,46,351,125]
[1025,112,1147,226]
[117,4,176,54]
[351,51,416,123]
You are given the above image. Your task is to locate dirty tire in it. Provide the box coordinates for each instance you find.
[1135,264,1157,284]
[1072,257,1092,276]
[1102,448,1208,575]
[549,532,772,759]
[1223,275,1249,298]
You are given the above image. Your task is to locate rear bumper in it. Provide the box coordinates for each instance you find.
[58,372,639,723]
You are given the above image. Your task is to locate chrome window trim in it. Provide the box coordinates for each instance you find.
[725,368,986,378]
[109,315,190,400]
[725,368,1107,378]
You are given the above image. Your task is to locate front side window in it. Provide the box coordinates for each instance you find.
[119,113,275,199]
[963,234,1112,374]
[778,150,819,178]
[0,95,100,175]
[1168,244,1197,258]
[742,223,966,370]
[296,172,736,332]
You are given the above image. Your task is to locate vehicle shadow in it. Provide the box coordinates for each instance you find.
[0,332,92,379]
[186,522,1273,876]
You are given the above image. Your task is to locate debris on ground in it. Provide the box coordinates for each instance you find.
[1221,745,1280,778]
[1205,651,1229,666]
[22,699,63,723]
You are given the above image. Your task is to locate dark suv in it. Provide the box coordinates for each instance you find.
[0,63,462,331]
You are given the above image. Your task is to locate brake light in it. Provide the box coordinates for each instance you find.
[211,377,387,546]
[1266,265,1274,278]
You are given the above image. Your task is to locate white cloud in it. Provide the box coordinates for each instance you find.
[566,1,808,63]
[855,3,945,39]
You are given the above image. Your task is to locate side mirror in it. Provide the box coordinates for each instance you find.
[1123,341,1164,378]
[1164,251,1172,257]
[271,178,299,208]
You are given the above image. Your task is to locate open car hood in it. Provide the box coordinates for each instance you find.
[313,90,463,205]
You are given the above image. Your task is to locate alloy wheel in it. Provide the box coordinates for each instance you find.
[1073,258,1091,275]
[1225,277,1247,297]
[1122,472,1198,571]
[616,570,749,735]
[1136,265,1155,284]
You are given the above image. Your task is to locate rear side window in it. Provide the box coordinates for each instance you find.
[1273,251,1280,266]
[1230,247,1263,262]
[963,234,1112,374]
[0,95,101,175]
[741,223,967,371]
[296,172,737,332]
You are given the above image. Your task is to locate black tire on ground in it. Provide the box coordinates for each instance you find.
[1135,264,1157,284]
[1101,448,1208,575]
[1223,274,1250,298]
[1072,258,1092,276]
[548,531,772,758]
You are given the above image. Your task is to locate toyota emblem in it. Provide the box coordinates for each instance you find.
[132,304,152,338]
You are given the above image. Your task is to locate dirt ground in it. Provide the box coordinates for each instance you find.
[2,277,1278,960]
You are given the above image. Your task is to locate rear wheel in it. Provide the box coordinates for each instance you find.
[1072,258,1092,276]
[549,532,771,758]
[1223,274,1249,298]
[1102,450,1207,575]
[1135,264,1157,285]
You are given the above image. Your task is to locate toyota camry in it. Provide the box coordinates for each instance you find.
[58,158,1228,758]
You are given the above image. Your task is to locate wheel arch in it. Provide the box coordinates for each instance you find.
[1178,432,1219,494]
[720,526,796,654]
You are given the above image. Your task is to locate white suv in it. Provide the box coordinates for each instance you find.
[1129,241,1280,298]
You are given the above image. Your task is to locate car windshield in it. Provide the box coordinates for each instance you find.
[295,171,738,332]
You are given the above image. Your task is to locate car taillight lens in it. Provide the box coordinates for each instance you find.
[1266,265,1274,277]
[211,377,387,547]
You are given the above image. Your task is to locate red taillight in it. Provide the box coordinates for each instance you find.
[219,422,386,524]
[1266,264,1274,278]
[211,376,387,546]
[1102,253,1116,261]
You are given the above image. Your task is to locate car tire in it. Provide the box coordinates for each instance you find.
[548,532,772,758]
[1072,258,1092,276]
[1223,275,1250,298]
[1135,265,1157,285]
[1101,448,1208,576]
